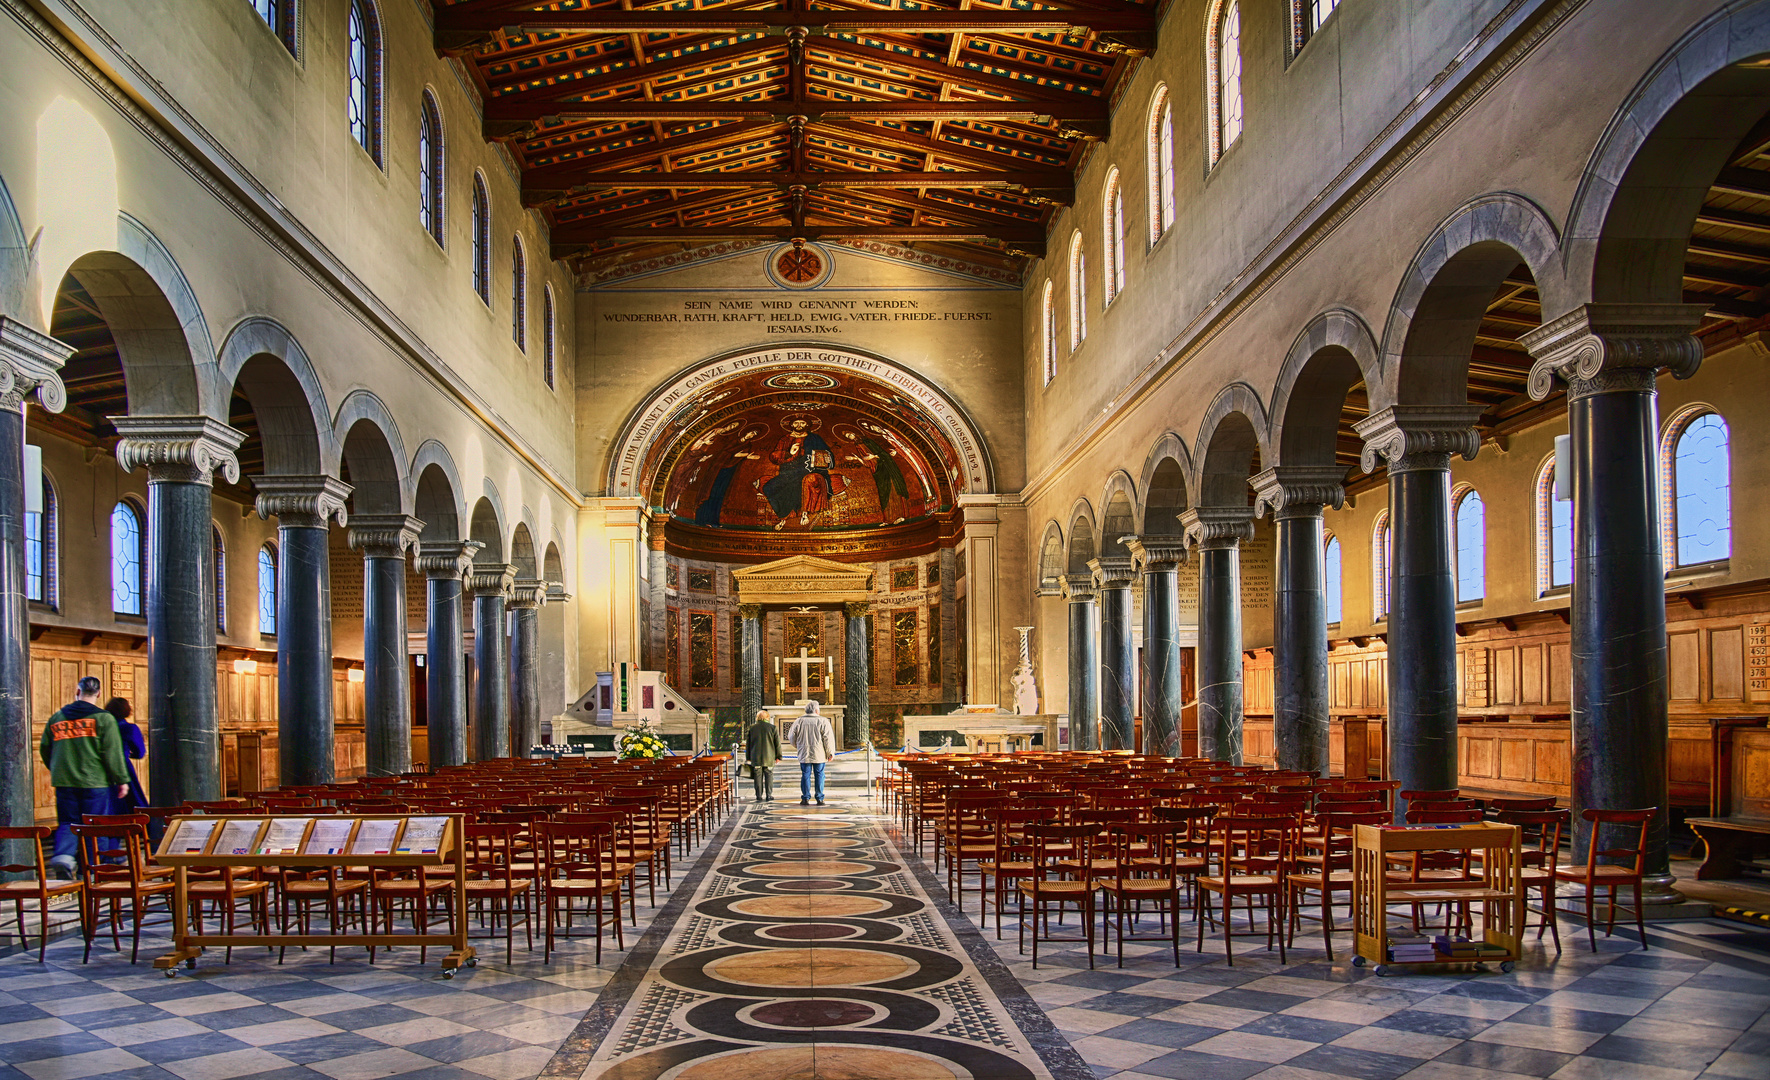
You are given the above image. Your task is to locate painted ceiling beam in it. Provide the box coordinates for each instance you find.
[550,223,1047,249]
[484,96,1108,123]
[526,168,1071,196]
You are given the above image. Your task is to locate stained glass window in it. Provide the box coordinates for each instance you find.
[1537,459,1573,592]
[1323,534,1342,625]
[543,286,556,389]
[1308,0,1340,33]
[1149,88,1174,243]
[1103,170,1125,304]
[511,236,527,349]
[111,501,142,615]
[26,476,54,607]
[258,544,278,635]
[1068,235,1087,350]
[1217,2,1244,154]
[471,176,491,303]
[1372,511,1390,620]
[1041,282,1056,385]
[347,0,382,164]
[1455,490,1486,603]
[214,526,227,633]
[1672,412,1730,566]
[419,92,444,245]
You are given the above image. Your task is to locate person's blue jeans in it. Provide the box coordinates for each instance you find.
[52,787,113,863]
[800,762,826,803]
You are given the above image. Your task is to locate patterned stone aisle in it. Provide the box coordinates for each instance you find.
[547,798,1090,1080]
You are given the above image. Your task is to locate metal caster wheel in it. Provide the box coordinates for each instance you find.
[185,959,197,969]
[442,969,456,980]
[164,968,177,978]
[1500,961,1515,973]
[1351,955,1366,968]
[467,957,478,967]
[1375,965,1389,977]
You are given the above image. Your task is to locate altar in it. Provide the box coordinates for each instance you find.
[901,704,1066,752]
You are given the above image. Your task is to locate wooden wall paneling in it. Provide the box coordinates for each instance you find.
[1549,642,1571,704]
[1711,627,1745,701]
[1494,647,1517,705]
[1669,720,1715,806]
[1521,644,1543,705]
[1670,630,1701,701]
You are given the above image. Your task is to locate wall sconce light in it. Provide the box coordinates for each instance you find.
[232,659,258,675]
[346,667,365,684]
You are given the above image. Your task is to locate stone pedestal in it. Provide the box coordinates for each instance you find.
[350,515,421,778]
[1525,304,1707,897]
[256,476,352,787]
[468,563,517,761]
[1183,508,1255,764]
[509,579,545,755]
[1090,557,1136,752]
[844,601,870,748]
[1126,536,1187,757]
[1063,574,1099,752]
[417,541,480,769]
[1356,406,1482,816]
[1253,467,1345,776]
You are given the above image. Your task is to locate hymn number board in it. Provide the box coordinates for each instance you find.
[156,815,460,867]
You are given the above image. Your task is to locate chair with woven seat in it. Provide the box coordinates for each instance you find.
[1555,807,1654,951]
[1098,821,1188,968]
[0,826,83,961]
[1284,808,1388,960]
[1196,813,1292,966]
[981,806,1052,938]
[71,822,173,963]
[276,864,371,964]
[186,864,272,963]
[464,821,535,962]
[1017,823,1101,970]
[539,821,626,962]
[1495,808,1568,952]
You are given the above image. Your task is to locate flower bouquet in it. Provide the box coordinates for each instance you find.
[616,721,669,761]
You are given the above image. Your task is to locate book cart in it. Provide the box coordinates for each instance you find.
[1351,822,1525,976]
[151,814,476,978]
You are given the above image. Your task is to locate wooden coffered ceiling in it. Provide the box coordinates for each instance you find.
[434,0,1159,266]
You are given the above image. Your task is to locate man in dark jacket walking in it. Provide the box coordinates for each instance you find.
[745,710,781,802]
[40,677,130,878]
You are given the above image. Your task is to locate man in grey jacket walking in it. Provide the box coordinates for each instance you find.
[787,702,837,805]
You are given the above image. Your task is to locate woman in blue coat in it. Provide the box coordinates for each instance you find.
[104,697,146,813]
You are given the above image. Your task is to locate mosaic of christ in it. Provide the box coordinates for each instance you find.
[659,400,947,532]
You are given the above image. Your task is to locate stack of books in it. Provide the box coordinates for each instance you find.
[1387,937,1436,963]
[1433,935,1510,960]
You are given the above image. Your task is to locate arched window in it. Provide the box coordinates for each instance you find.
[1323,533,1342,625]
[1040,282,1056,385]
[346,0,383,165]
[419,91,445,246]
[258,544,279,636]
[1536,458,1573,593]
[1454,488,1486,603]
[250,0,297,53]
[1067,233,1087,350]
[1663,409,1731,567]
[511,235,528,349]
[543,285,557,390]
[471,174,491,303]
[26,474,56,607]
[1372,510,1390,620]
[214,525,227,634]
[111,500,143,615]
[1294,0,1340,52]
[1103,170,1125,306]
[1148,87,1175,244]
[1208,1,1244,164]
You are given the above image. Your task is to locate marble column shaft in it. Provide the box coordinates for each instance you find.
[257,476,351,788]
[469,564,517,761]
[417,541,480,769]
[1090,558,1136,752]
[0,321,70,862]
[1064,574,1099,752]
[844,602,870,748]
[1253,467,1344,777]
[1127,537,1186,758]
[1183,508,1254,764]
[509,580,545,756]
[1524,305,1706,889]
[1355,407,1482,816]
[349,516,422,778]
[739,605,763,730]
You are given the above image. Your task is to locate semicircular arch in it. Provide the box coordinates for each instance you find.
[1192,383,1271,507]
[1269,308,1380,468]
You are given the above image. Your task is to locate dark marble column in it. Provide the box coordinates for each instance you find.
[1525,305,1706,898]
[468,564,516,761]
[508,579,545,756]
[739,604,763,726]
[844,601,870,747]
[1182,508,1255,764]
[1064,573,1099,751]
[415,541,479,769]
[1355,407,1482,815]
[1253,467,1346,776]
[348,516,421,777]
[255,477,351,787]
[646,512,667,670]
[1090,557,1136,752]
[1126,536,1187,757]
[1,322,70,860]
[939,546,959,702]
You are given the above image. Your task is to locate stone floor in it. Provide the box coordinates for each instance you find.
[1,798,1767,1080]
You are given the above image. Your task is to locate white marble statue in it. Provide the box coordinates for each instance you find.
[1012,667,1039,716]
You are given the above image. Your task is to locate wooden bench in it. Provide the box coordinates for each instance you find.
[1687,717,1770,880]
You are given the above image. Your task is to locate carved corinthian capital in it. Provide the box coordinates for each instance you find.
[415,540,482,580]
[347,514,424,558]
[1123,534,1187,573]
[0,317,72,414]
[1250,465,1346,520]
[1353,405,1483,474]
[1179,507,1255,550]
[467,563,518,599]
[256,475,352,528]
[1521,303,1707,401]
[111,416,246,486]
[843,601,870,619]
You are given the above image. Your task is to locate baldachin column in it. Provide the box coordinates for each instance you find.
[844,601,870,748]
[739,603,764,729]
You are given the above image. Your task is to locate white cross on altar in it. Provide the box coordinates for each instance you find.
[786,647,823,701]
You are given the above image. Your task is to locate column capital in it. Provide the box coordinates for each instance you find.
[1124,534,1187,572]
[546,579,573,604]
[1088,555,1136,590]
[255,475,352,528]
[467,563,518,599]
[1250,465,1346,520]
[648,510,670,550]
[0,317,72,413]
[508,578,546,610]
[1353,405,1483,474]
[348,514,424,558]
[1522,303,1707,401]
[1062,572,1096,602]
[111,416,246,486]
[415,540,482,579]
[844,600,871,618]
[739,603,763,620]
[1179,507,1255,550]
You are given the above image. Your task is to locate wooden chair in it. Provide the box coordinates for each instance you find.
[981,807,1051,938]
[1495,808,1568,953]
[71,823,173,964]
[276,865,371,964]
[1017,823,1100,970]
[539,821,626,963]
[0,826,83,961]
[186,864,272,964]
[1098,822,1188,968]
[1555,807,1654,951]
[1196,813,1292,966]
[1284,809,1388,960]
[464,822,535,963]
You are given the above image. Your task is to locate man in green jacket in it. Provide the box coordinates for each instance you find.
[40,676,130,878]
[744,710,781,802]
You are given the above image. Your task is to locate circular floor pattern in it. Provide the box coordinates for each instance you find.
[748,860,871,878]
[761,821,850,832]
[754,837,861,849]
[706,947,918,987]
[758,923,860,941]
[727,894,891,918]
[668,1044,962,1080]
[745,999,880,1029]
[770,879,849,891]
